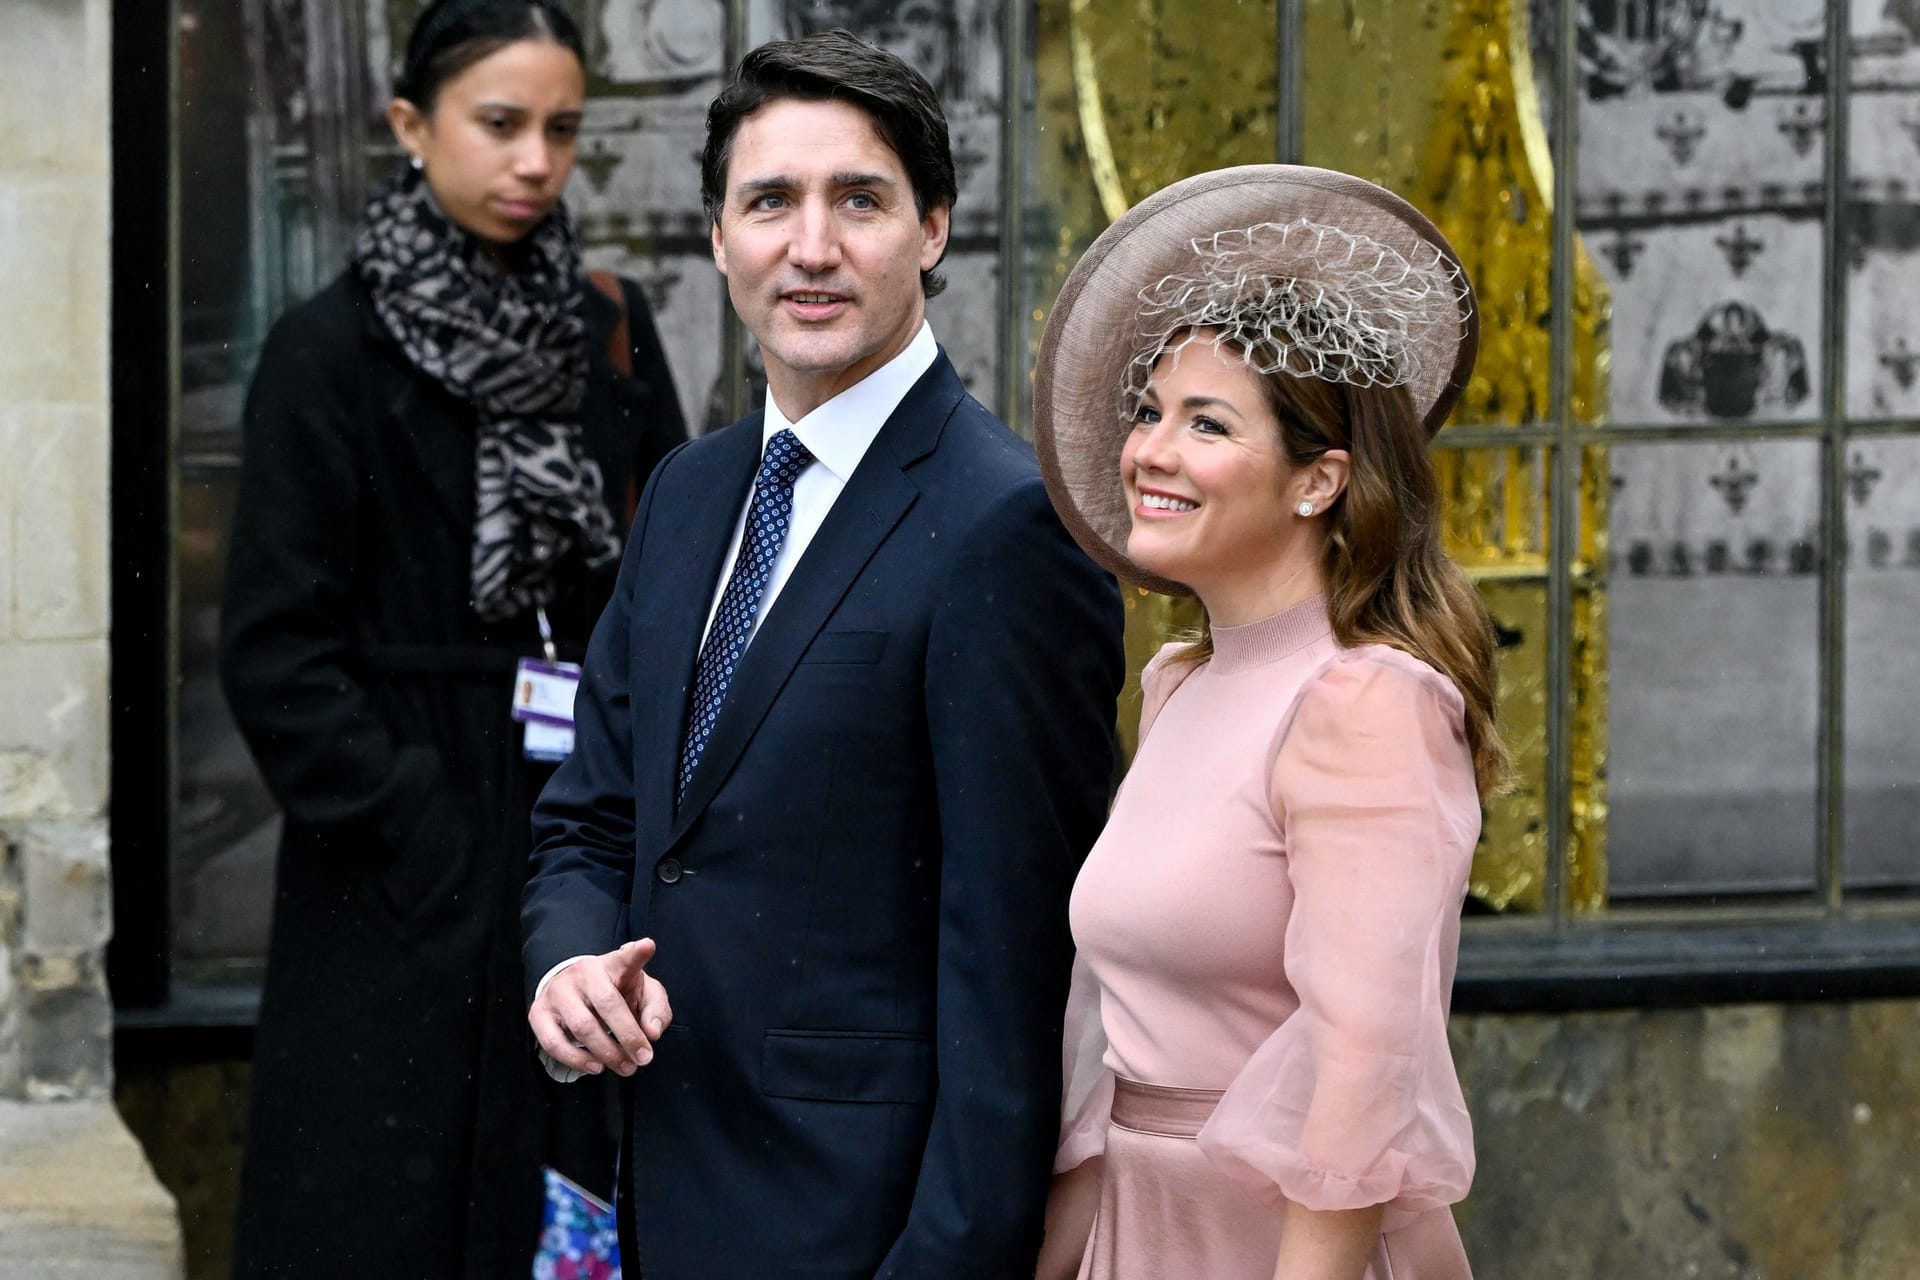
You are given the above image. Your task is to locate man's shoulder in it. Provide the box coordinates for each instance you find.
[922,389,1042,494]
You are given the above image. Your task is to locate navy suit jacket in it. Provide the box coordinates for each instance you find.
[523,353,1125,1279]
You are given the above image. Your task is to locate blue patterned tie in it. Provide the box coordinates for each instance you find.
[678,428,814,803]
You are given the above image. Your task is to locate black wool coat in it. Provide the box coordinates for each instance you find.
[220,267,685,1279]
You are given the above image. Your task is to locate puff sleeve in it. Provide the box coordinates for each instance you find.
[1195,647,1479,1228]
[1055,644,1196,1173]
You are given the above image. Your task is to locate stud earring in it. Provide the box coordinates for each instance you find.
[409,154,424,171]
[1296,501,1315,517]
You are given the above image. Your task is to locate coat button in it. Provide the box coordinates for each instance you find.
[655,857,683,884]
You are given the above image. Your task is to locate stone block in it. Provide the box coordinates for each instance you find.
[0,0,110,176]
[17,819,110,957]
[0,939,18,1098]
[1455,1000,1920,1280]
[0,640,109,819]
[0,182,109,408]
[0,418,11,640]
[9,406,109,639]
[18,954,111,1100]
[0,831,18,938]
[0,1099,185,1279]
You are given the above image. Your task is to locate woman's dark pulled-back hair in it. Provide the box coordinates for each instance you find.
[395,0,585,112]
[700,29,958,298]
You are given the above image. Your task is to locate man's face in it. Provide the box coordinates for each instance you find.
[710,97,950,420]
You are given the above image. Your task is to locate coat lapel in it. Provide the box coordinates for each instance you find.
[668,356,964,841]
[630,417,763,849]
[383,370,475,526]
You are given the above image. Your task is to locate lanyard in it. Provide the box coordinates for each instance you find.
[535,604,559,664]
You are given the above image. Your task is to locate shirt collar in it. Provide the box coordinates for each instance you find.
[760,322,939,482]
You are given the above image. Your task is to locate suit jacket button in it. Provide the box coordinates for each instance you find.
[656,857,683,884]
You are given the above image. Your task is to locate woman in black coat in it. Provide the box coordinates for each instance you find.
[218,3,685,1274]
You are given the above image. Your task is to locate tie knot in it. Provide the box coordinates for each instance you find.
[761,429,813,489]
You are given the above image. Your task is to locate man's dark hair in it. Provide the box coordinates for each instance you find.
[395,0,585,112]
[700,29,958,298]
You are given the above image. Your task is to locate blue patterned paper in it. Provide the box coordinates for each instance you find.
[534,1166,621,1280]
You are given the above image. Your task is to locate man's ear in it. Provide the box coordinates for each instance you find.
[711,218,728,276]
[1303,449,1351,509]
[918,202,951,274]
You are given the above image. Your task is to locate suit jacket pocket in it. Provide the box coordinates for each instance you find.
[798,630,888,665]
[761,1029,934,1104]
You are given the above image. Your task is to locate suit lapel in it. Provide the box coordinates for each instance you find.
[669,356,964,841]
[630,417,763,849]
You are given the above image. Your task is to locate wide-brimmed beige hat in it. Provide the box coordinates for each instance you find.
[1033,164,1479,596]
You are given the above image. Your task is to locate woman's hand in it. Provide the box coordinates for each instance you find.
[1033,1157,1103,1280]
[1269,1200,1384,1280]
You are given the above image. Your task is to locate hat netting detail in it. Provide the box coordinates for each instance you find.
[1119,217,1471,418]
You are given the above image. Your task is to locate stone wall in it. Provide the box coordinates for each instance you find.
[1454,999,1920,1278]
[0,0,116,1106]
[0,0,183,1273]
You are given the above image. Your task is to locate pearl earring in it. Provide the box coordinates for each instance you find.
[1296,501,1315,517]
[409,154,424,171]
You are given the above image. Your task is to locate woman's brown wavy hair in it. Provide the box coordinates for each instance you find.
[1164,335,1511,797]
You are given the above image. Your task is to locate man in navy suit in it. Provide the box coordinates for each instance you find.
[522,31,1124,1278]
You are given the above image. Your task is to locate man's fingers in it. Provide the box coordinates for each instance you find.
[551,967,645,1072]
[583,981,655,1066]
[531,1010,603,1076]
[612,937,657,978]
[556,998,642,1074]
[528,942,671,1075]
[637,977,673,1041]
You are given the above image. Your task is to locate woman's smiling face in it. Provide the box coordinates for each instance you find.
[1120,333,1312,608]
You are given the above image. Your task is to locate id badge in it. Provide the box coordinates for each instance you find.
[512,658,581,762]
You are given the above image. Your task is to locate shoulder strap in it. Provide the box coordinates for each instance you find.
[586,269,632,378]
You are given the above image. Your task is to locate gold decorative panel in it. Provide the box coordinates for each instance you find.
[1066,0,1278,221]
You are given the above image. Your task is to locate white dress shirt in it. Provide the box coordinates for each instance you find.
[700,321,939,645]
[536,323,940,1079]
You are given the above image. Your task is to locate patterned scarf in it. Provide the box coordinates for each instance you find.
[353,166,620,623]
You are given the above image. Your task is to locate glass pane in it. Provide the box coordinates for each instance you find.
[926,250,1002,404]
[1604,439,1823,899]
[573,0,730,432]
[1576,0,1828,428]
[1303,0,1573,427]
[176,463,277,971]
[172,0,297,984]
[1846,0,1920,420]
[1844,434,1920,887]
[1434,445,1554,914]
[1023,0,1281,431]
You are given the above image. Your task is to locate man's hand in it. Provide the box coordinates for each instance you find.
[529,938,674,1077]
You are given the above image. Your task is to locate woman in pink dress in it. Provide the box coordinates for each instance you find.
[1029,166,1506,1280]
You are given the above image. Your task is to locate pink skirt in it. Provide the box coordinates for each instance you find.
[1076,1078,1472,1280]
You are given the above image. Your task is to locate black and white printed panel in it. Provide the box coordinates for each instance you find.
[1575,0,1830,428]
[1843,434,1920,888]
[1847,1,1920,420]
[1604,439,1824,900]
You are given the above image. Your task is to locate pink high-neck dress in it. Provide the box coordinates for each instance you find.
[1059,597,1479,1279]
